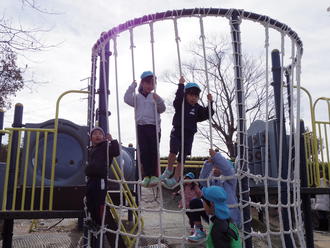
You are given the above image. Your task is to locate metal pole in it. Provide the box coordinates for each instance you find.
[299,120,314,248]
[271,49,293,248]
[229,10,252,248]
[2,103,23,248]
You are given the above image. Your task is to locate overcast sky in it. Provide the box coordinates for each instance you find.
[1,0,330,157]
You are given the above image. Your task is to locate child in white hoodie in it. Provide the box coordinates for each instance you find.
[124,71,166,187]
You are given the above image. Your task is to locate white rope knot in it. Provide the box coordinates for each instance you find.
[112,37,118,57]
[129,28,136,50]
[149,22,155,43]
[199,16,206,40]
[173,18,181,42]
[253,174,263,184]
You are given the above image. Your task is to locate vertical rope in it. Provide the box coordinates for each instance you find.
[129,27,144,246]
[173,17,187,242]
[295,46,306,248]
[276,33,284,247]
[287,39,296,246]
[149,21,165,244]
[263,22,272,247]
[173,17,185,177]
[89,55,98,132]
[199,16,213,149]
[113,37,122,144]
[112,36,125,248]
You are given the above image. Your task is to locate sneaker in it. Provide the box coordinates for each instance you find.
[187,229,206,242]
[148,176,160,187]
[162,177,179,189]
[141,176,150,187]
[159,168,173,181]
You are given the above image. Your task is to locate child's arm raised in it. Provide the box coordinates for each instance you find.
[209,149,234,177]
[199,160,214,188]
[173,76,185,109]
[124,81,137,107]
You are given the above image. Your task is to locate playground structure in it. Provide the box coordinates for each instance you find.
[0,91,139,248]
[0,7,329,248]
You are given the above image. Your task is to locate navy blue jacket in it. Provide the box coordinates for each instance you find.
[85,140,120,178]
[172,84,214,133]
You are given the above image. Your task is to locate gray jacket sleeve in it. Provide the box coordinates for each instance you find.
[124,82,137,107]
[211,153,234,177]
[199,160,214,188]
[154,94,166,113]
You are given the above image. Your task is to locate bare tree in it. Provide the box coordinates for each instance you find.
[163,37,274,158]
[0,1,57,108]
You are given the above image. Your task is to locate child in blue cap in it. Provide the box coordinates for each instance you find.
[202,186,241,248]
[161,76,214,188]
[124,71,166,187]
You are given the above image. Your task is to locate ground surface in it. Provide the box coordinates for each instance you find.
[0,186,330,247]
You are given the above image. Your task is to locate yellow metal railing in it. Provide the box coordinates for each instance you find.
[311,97,330,186]
[1,130,13,211]
[49,90,89,210]
[1,128,56,211]
[160,159,204,168]
[0,90,89,211]
[299,89,330,186]
[293,85,329,187]
[0,89,144,246]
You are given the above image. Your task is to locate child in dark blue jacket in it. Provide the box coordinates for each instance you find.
[85,127,120,226]
[161,76,214,188]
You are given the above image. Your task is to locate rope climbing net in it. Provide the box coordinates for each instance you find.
[87,8,305,248]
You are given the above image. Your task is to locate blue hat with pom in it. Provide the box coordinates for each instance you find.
[140,71,154,79]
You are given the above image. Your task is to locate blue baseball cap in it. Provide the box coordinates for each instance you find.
[184,82,201,92]
[140,71,154,79]
[202,186,230,220]
[202,186,227,203]
[184,172,195,179]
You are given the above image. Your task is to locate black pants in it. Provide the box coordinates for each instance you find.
[186,198,209,228]
[86,178,107,225]
[169,128,194,163]
[317,210,329,231]
[137,125,160,177]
